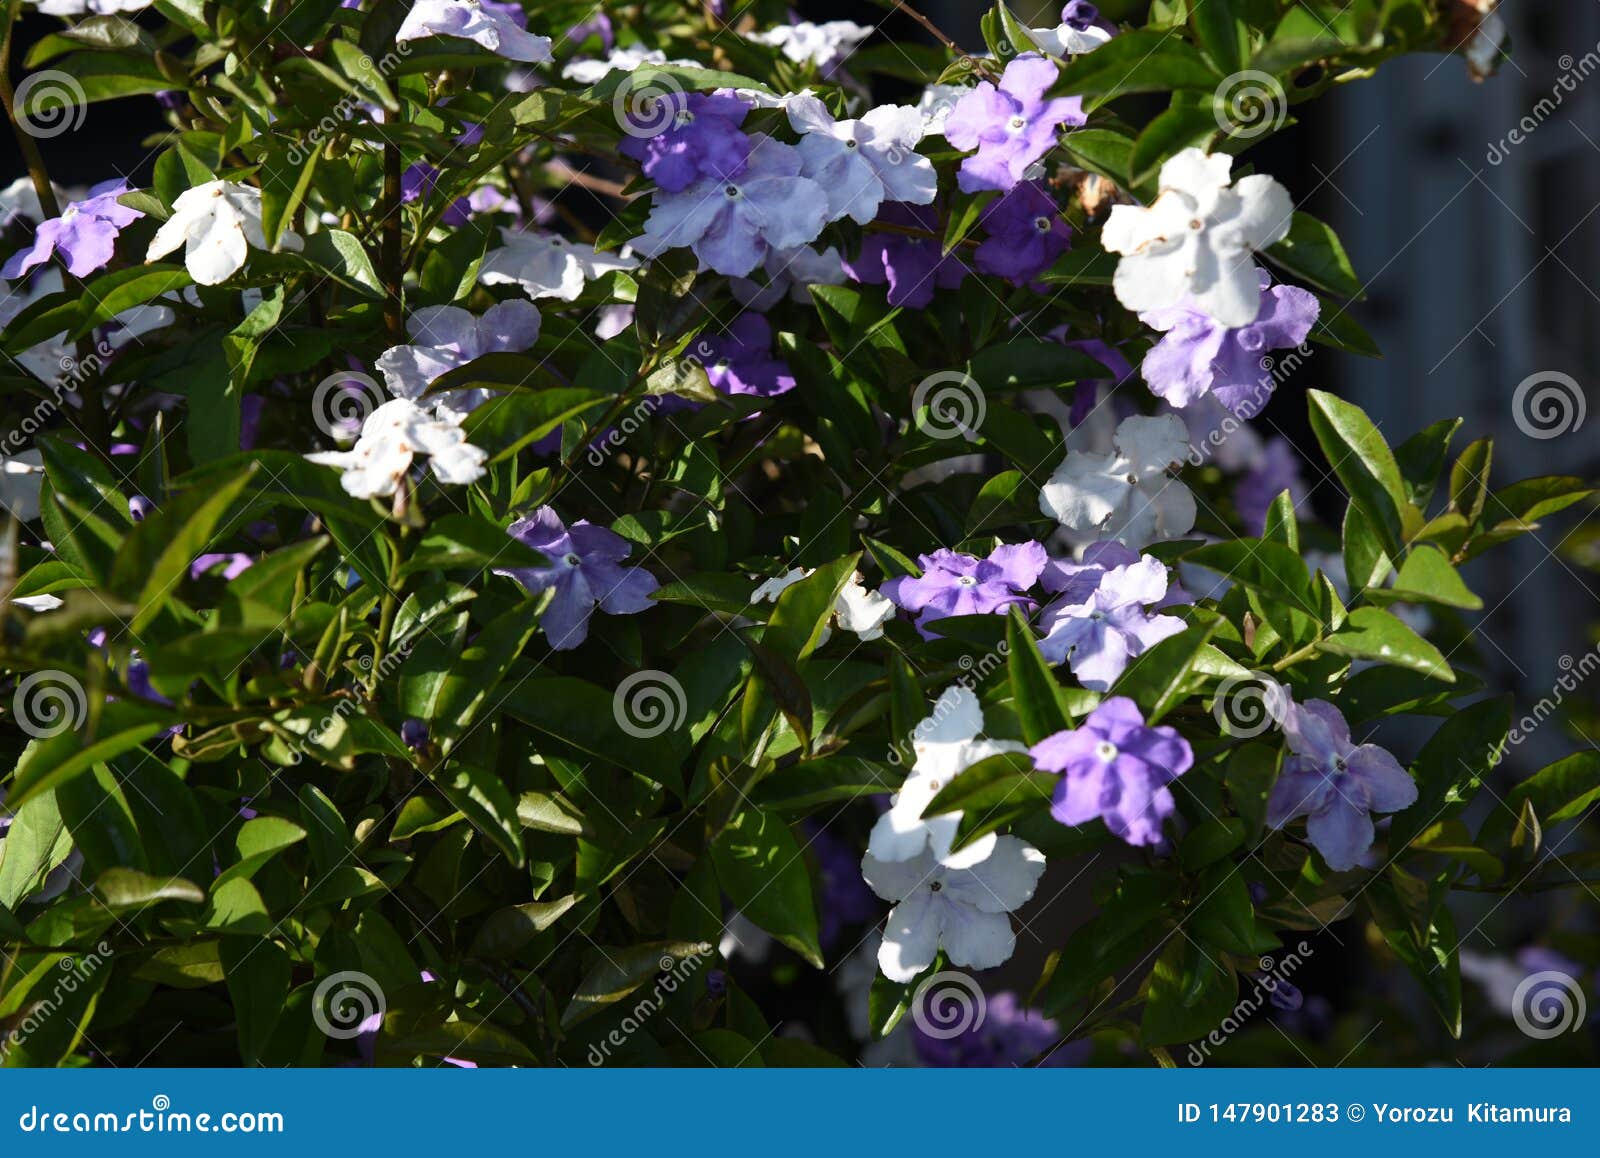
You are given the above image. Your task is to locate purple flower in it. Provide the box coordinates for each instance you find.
[1047,334,1135,427]
[493,507,658,651]
[565,12,614,49]
[1037,550,1188,690]
[2,179,142,279]
[634,135,827,277]
[1140,272,1319,415]
[619,92,752,194]
[1062,1,1103,30]
[692,314,794,398]
[190,552,254,580]
[1234,437,1306,535]
[974,180,1070,284]
[401,163,471,227]
[806,823,878,946]
[843,201,966,308]
[1029,695,1193,847]
[943,55,1085,193]
[1265,698,1418,872]
[912,991,1083,1067]
[882,542,1046,638]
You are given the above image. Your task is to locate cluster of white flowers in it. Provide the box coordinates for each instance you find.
[749,568,895,643]
[862,686,1046,981]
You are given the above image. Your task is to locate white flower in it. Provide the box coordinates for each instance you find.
[11,594,64,612]
[1028,21,1113,58]
[746,20,871,69]
[730,244,846,311]
[915,83,971,136]
[1102,148,1293,328]
[0,176,64,226]
[862,838,1045,982]
[146,180,302,286]
[750,567,895,643]
[871,684,1026,869]
[560,47,699,84]
[395,0,552,62]
[1,449,45,521]
[30,0,150,13]
[835,574,894,640]
[305,398,486,498]
[785,94,936,224]
[376,300,541,421]
[478,229,639,301]
[1039,413,1197,548]
[727,87,817,110]
[718,911,773,964]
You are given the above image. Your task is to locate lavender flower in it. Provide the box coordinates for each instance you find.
[1266,698,1417,871]
[943,55,1085,193]
[1036,550,1188,690]
[694,314,795,397]
[1140,271,1319,414]
[1234,437,1307,535]
[633,135,828,277]
[619,91,752,193]
[493,507,659,651]
[974,180,1071,285]
[2,180,142,279]
[1029,696,1193,846]
[912,991,1084,1067]
[882,542,1046,638]
[843,202,966,308]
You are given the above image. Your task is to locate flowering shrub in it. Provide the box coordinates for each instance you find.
[0,0,1594,1068]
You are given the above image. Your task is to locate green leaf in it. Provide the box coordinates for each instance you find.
[1129,99,1220,185]
[1391,697,1510,850]
[1053,29,1222,99]
[1316,606,1453,682]
[108,464,256,633]
[7,700,177,809]
[561,940,713,1028]
[711,808,823,968]
[221,938,291,1064]
[1265,212,1364,299]
[93,867,205,909]
[0,789,74,908]
[1367,873,1461,1037]
[398,599,542,744]
[1006,608,1073,743]
[1448,438,1493,523]
[1308,389,1405,557]
[1141,938,1239,1047]
[1381,545,1481,610]
[1111,620,1218,724]
[1393,418,1461,509]
[762,554,859,663]
[1191,0,1248,72]
[471,894,580,957]
[424,764,525,867]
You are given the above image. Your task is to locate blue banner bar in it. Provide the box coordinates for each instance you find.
[0,1069,1592,1153]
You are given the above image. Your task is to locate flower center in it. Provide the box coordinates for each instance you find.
[563,552,582,567]
[1189,218,1205,231]
[724,184,741,198]
[674,110,695,128]
[1124,472,1139,485]
[929,880,943,892]
[1008,116,1027,131]
[1033,215,1052,233]
[956,575,978,586]
[844,138,858,149]
[1096,740,1119,762]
